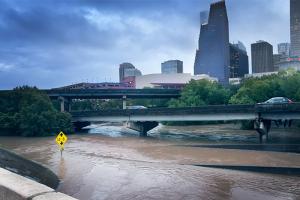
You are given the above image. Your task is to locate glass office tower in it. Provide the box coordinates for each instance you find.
[290,0,300,58]
[194,1,230,85]
[229,42,249,78]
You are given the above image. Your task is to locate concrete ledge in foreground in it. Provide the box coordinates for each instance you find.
[0,168,77,200]
[0,148,59,189]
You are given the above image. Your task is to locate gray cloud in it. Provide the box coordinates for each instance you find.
[0,0,290,89]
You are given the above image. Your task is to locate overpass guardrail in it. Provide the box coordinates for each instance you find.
[45,89,181,99]
[71,103,300,117]
[71,104,256,117]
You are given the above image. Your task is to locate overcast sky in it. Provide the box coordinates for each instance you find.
[0,0,290,89]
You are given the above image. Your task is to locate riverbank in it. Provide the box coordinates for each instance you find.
[0,148,78,200]
[0,148,59,189]
[0,167,77,200]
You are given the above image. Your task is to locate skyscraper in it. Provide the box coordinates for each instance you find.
[194,1,230,85]
[290,0,300,58]
[251,41,274,73]
[119,63,135,82]
[200,11,209,25]
[229,42,249,78]
[235,41,247,52]
[161,60,183,74]
[273,54,282,71]
[124,68,142,77]
[278,43,290,56]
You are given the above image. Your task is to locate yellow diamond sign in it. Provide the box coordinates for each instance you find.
[56,131,68,149]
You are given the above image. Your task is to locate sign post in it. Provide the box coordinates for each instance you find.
[55,131,68,157]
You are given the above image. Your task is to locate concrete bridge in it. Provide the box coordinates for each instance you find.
[0,88,180,111]
[2,89,299,143]
[71,103,300,143]
[45,89,181,111]
[46,89,181,99]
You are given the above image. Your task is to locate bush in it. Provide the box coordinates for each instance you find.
[168,79,231,108]
[166,79,231,126]
[0,86,73,136]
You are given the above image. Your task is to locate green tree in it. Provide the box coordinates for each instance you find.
[168,79,231,108]
[229,71,300,104]
[165,79,231,126]
[0,86,73,136]
[229,70,300,129]
[70,99,123,111]
[279,70,300,101]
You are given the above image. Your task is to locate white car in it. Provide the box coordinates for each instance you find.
[258,97,293,104]
[126,105,147,109]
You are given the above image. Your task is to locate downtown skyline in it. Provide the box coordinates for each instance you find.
[0,0,290,89]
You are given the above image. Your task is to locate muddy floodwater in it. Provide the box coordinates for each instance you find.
[0,124,300,200]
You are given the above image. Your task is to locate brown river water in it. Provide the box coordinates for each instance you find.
[0,124,300,200]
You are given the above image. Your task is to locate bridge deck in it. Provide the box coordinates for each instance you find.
[71,104,300,122]
[45,89,181,99]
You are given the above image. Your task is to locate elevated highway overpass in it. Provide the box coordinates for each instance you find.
[71,103,300,142]
[0,88,181,111]
[0,88,181,99]
[45,89,181,99]
[71,105,256,122]
[45,89,181,111]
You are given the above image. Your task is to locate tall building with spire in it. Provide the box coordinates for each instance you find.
[194,0,230,85]
[290,0,300,58]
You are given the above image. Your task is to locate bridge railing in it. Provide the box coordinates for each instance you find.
[71,103,300,117]
[71,104,256,117]
[45,88,181,95]
[45,88,181,99]
[255,103,300,113]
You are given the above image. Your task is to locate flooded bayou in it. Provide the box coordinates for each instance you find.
[0,124,300,200]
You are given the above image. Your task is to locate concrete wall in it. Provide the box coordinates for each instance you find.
[0,167,77,200]
[0,148,59,189]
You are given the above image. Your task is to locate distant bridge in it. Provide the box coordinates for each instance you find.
[0,88,181,111]
[71,103,300,143]
[0,88,181,99]
[45,89,181,111]
[45,89,181,99]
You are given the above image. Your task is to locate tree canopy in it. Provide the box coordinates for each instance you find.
[168,79,231,108]
[0,86,72,136]
[229,70,300,104]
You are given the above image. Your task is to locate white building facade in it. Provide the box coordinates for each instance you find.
[135,73,217,89]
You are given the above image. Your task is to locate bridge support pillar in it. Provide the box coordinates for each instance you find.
[58,96,65,112]
[254,119,271,144]
[68,102,71,112]
[126,121,159,137]
[58,97,71,112]
[122,95,127,110]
